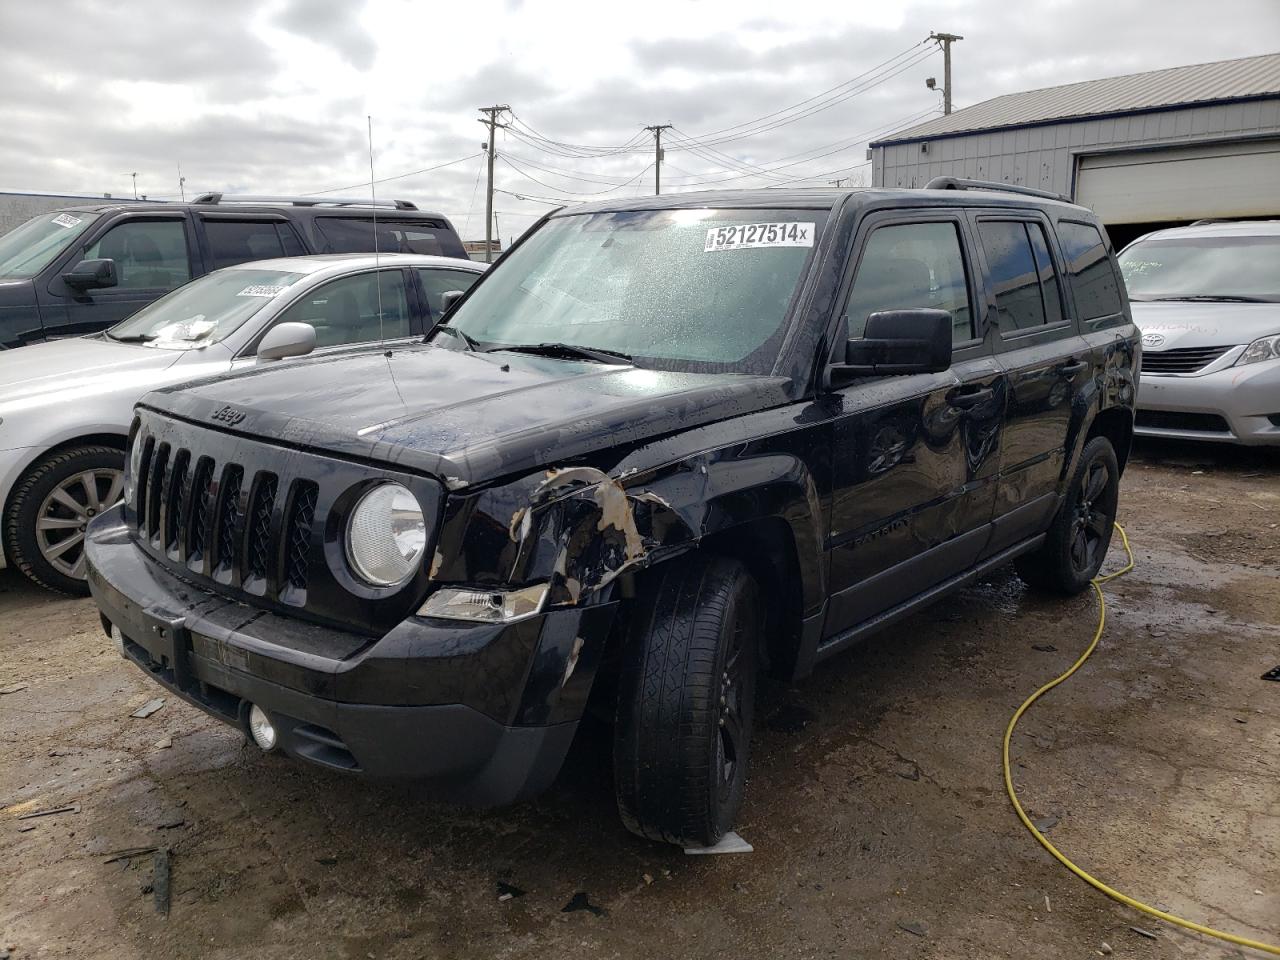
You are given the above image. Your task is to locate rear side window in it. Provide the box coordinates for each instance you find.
[204,220,303,270]
[315,218,467,258]
[1057,221,1124,321]
[977,220,1064,333]
[845,221,974,343]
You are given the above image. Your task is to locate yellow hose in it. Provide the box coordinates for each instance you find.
[1003,522,1280,956]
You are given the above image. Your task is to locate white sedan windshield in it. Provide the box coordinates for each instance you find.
[107,268,305,349]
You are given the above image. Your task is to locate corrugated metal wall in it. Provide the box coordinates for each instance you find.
[872,97,1280,206]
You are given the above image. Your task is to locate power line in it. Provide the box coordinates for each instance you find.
[304,151,483,195]
[499,154,649,196]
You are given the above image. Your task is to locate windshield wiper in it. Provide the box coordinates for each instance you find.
[485,342,632,364]
[432,324,481,351]
[1149,295,1270,303]
[107,333,156,343]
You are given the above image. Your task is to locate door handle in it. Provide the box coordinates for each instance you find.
[1057,359,1088,376]
[947,386,994,410]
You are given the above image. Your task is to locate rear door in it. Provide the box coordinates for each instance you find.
[822,209,1005,639]
[974,212,1092,555]
[43,213,197,337]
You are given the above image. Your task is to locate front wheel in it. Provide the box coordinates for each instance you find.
[613,555,760,847]
[4,445,125,595]
[1015,435,1119,594]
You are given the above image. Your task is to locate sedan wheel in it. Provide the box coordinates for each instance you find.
[4,445,126,595]
[35,468,124,579]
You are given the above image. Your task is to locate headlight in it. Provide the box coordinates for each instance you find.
[345,483,427,586]
[1236,334,1280,366]
[419,583,548,623]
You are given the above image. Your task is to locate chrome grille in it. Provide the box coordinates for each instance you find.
[1140,346,1231,374]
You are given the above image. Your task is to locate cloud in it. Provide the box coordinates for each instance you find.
[272,0,377,70]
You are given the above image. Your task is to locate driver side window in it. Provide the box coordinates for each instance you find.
[273,269,412,348]
[846,221,974,344]
[82,219,191,291]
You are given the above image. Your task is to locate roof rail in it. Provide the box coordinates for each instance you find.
[191,192,419,211]
[924,177,1071,204]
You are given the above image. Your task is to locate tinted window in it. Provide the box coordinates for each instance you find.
[1059,222,1124,319]
[83,220,190,290]
[0,211,100,279]
[978,220,1058,332]
[416,267,482,318]
[204,220,300,269]
[316,218,452,257]
[846,221,973,343]
[274,269,412,347]
[1026,222,1064,325]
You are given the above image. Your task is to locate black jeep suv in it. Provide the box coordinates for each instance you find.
[85,181,1138,847]
[0,194,468,348]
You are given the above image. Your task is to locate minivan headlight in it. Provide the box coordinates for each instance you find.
[345,483,426,586]
[1236,334,1280,366]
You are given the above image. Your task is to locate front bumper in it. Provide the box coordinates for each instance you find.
[85,508,618,805]
[1136,359,1280,445]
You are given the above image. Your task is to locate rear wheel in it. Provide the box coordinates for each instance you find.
[613,554,759,847]
[1015,436,1119,594]
[4,445,124,595]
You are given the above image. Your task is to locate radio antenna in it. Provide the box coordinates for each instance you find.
[368,114,385,349]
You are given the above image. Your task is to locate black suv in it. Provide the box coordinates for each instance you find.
[85,181,1138,847]
[0,194,468,348]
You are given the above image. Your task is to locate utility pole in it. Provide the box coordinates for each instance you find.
[645,124,672,195]
[477,105,510,263]
[928,32,963,114]
[828,178,849,188]
[130,172,138,199]
[177,163,186,202]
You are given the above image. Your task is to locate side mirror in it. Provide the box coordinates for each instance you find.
[439,290,465,314]
[836,309,954,379]
[63,258,118,290]
[256,321,316,361]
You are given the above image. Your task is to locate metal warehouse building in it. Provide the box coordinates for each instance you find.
[871,53,1280,248]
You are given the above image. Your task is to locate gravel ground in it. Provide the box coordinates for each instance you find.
[2,439,1277,960]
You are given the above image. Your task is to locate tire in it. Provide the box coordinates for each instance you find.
[613,554,760,847]
[1015,436,1120,595]
[4,445,125,596]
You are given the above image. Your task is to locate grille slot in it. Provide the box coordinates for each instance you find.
[186,457,216,568]
[244,473,278,588]
[282,481,318,597]
[1140,346,1231,374]
[214,466,244,578]
[146,443,170,542]
[134,436,155,529]
[164,450,190,555]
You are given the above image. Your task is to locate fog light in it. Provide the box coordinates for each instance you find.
[110,624,125,656]
[247,704,277,751]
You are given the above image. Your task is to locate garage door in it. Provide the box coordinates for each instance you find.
[1075,139,1280,223]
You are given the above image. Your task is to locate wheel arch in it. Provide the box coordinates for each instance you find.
[1084,405,1134,475]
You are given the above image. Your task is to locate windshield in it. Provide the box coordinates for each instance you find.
[107,268,305,349]
[0,211,100,279]
[435,208,826,373]
[1119,235,1280,302]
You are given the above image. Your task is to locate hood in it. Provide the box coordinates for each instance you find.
[0,335,185,406]
[1131,301,1280,350]
[146,342,792,487]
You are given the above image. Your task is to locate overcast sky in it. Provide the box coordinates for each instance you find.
[1,0,1277,242]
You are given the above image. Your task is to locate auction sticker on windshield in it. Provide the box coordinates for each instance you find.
[237,284,290,297]
[51,213,83,229]
[704,222,815,252]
